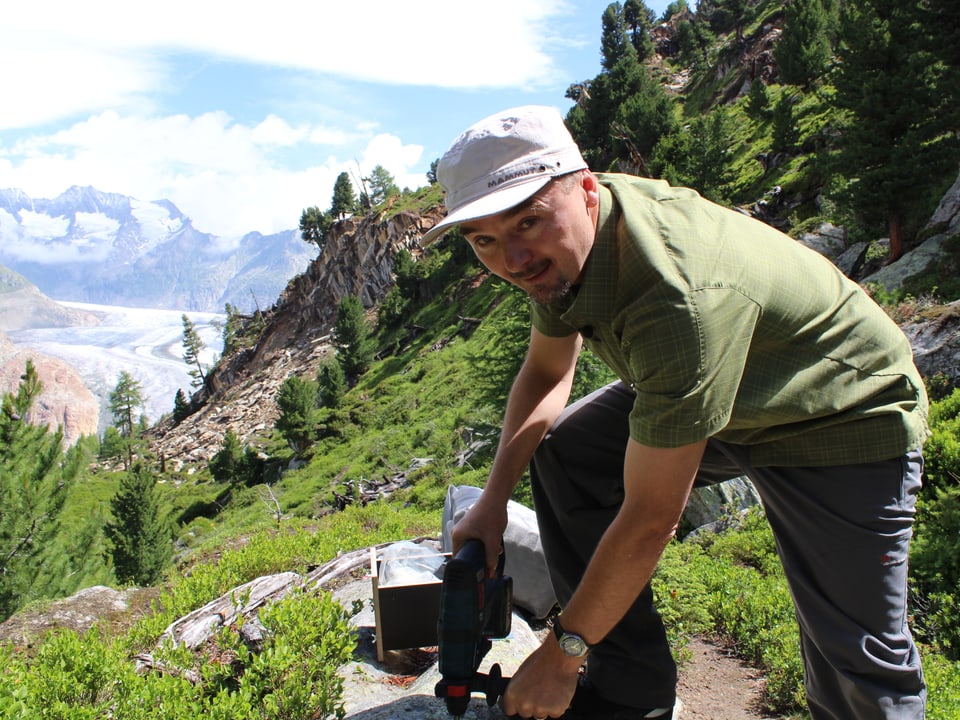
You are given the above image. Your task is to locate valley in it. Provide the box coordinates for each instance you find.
[8,301,223,432]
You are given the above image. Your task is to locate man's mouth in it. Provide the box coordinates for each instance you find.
[511,260,551,284]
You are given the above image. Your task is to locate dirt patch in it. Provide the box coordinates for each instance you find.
[678,636,771,719]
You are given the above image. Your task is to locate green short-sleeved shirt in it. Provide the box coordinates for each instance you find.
[531,174,929,466]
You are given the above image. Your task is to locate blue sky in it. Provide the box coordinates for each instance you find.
[0,0,671,238]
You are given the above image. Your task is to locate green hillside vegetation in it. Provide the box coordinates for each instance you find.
[2,0,960,717]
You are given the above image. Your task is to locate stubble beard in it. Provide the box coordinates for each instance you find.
[528,276,574,305]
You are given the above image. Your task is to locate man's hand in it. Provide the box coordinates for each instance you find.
[501,633,583,719]
[450,492,509,577]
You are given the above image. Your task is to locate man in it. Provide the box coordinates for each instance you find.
[421,105,928,720]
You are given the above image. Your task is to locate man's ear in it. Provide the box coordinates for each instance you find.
[581,171,600,209]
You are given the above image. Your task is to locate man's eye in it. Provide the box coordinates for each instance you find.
[472,236,494,248]
[519,217,537,230]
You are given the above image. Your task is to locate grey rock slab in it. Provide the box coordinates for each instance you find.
[335,572,540,720]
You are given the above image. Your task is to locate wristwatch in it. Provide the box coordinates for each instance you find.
[553,618,594,658]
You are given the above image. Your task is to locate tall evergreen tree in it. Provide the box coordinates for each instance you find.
[569,2,676,171]
[109,371,145,470]
[365,165,399,206]
[181,314,207,389]
[333,295,375,382]
[831,0,956,259]
[109,370,144,437]
[104,463,171,586]
[0,361,83,618]
[316,359,346,409]
[172,388,190,423]
[775,0,833,88]
[772,91,800,153]
[650,107,734,202]
[427,159,440,185]
[600,2,633,71]
[275,375,319,456]
[925,0,960,137]
[623,0,656,61]
[221,302,243,356]
[330,172,357,218]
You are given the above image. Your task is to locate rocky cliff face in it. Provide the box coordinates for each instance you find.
[149,205,445,469]
[0,332,99,446]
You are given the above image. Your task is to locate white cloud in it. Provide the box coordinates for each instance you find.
[1,0,574,130]
[0,0,584,237]
[0,105,427,237]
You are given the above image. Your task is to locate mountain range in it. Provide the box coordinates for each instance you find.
[0,186,317,313]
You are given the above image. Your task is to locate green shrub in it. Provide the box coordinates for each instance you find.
[924,650,960,720]
[0,591,353,720]
[912,485,960,658]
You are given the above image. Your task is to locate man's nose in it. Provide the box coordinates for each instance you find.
[503,236,533,273]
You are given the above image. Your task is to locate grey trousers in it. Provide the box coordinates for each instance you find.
[530,381,926,719]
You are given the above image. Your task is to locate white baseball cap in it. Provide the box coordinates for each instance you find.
[421,105,588,244]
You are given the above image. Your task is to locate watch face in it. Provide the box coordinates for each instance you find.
[559,633,589,657]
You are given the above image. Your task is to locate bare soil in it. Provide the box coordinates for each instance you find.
[677,636,776,719]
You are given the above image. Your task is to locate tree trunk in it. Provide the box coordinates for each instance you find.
[887,210,904,263]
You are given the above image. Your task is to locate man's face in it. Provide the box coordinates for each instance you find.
[459,172,600,305]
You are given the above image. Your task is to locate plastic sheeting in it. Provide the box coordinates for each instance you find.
[441,485,557,619]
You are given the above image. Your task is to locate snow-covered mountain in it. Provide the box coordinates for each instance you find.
[0,186,316,313]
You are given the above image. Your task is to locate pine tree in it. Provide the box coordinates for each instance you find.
[109,371,145,470]
[832,0,956,258]
[208,428,257,487]
[772,91,800,153]
[172,388,190,423]
[181,314,207,389]
[925,0,960,139]
[330,172,357,218]
[109,371,144,435]
[221,302,243,356]
[333,295,375,383]
[299,205,333,250]
[100,425,126,459]
[316,359,346,409]
[104,463,171,586]
[569,2,676,171]
[623,0,656,61]
[0,360,82,618]
[365,165,399,206]
[275,375,319,456]
[746,79,770,119]
[775,0,833,88]
[600,3,632,71]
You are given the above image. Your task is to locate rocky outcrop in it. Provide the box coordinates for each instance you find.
[149,205,445,469]
[863,170,960,292]
[0,331,99,446]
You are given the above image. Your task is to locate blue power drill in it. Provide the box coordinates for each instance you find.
[435,539,514,719]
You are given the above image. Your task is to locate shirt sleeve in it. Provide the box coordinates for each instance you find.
[626,286,761,448]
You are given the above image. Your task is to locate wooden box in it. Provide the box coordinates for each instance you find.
[370,547,444,661]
